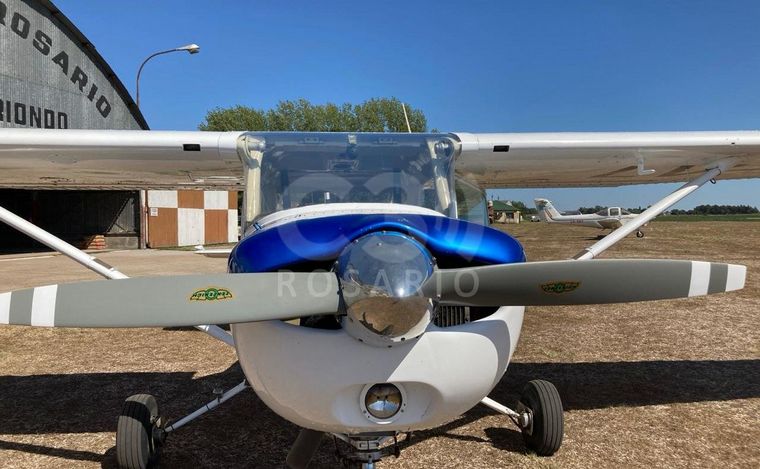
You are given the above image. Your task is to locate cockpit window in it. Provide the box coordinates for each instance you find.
[455,178,488,225]
[246,132,456,219]
[595,207,627,216]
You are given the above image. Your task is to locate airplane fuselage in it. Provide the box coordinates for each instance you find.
[229,204,526,433]
[543,212,638,229]
[535,199,640,231]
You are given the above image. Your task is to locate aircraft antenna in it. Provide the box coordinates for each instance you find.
[402,103,412,133]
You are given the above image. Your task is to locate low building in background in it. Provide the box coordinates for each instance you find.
[491,200,521,224]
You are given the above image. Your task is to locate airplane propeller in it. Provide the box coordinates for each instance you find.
[0,273,340,328]
[0,259,744,328]
[422,259,746,306]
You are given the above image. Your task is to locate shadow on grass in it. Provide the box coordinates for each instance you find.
[497,360,760,410]
[0,359,757,467]
[0,439,103,463]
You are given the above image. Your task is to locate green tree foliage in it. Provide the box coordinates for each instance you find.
[578,205,606,214]
[670,204,759,215]
[509,200,536,215]
[577,204,756,216]
[199,98,427,132]
[576,205,646,214]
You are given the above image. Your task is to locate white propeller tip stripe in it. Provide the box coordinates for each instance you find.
[30,285,57,327]
[0,292,10,324]
[726,265,746,292]
[688,261,711,297]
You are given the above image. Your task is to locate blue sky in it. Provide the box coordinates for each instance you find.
[56,0,760,210]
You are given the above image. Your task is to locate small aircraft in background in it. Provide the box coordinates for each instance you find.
[535,198,646,237]
[0,129,755,468]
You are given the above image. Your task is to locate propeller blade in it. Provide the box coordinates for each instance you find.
[422,259,745,306]
[0,273,339,328]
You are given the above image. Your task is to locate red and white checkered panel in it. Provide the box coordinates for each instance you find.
[146,190,238,247]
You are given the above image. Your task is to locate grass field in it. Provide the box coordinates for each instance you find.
[0,222,758,468]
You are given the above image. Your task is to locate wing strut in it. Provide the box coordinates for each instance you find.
[0,205,234,346]
[573,159,736,260]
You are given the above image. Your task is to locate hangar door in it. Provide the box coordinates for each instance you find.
[0,190,139,250]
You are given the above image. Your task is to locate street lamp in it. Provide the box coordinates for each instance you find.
[135,43,200,108]
[135,44,199,249]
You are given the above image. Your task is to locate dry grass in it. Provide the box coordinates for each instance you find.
[0,222,758,468]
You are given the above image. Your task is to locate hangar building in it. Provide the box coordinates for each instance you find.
[0,0,238,250]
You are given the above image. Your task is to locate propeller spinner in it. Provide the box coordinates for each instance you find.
[336,232,435,347]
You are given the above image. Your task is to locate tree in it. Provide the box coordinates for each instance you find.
[578,205,605,214]
[509,200,536,215]
[199,97,428,132]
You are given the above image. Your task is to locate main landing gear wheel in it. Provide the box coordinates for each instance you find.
[116,394,165,469]
[518,380,563,456]
[636,230,645,238]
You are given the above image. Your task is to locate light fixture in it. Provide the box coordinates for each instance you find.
[176,43,200,54]
[135,43,201,109]
[364,383,403,420]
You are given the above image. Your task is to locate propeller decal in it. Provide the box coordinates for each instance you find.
[189,287,233,301]
[540,281,581,294]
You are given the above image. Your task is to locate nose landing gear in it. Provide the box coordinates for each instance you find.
[331,433,402,469]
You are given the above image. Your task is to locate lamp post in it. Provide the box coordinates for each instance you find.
[135,43,200,109]
[135,44,199,249]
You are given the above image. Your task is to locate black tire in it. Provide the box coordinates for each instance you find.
[116,394,161,469]
[519,380,563,456]
[636,231,645,238]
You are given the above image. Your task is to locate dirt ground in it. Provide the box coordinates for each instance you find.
[0,221,758,468]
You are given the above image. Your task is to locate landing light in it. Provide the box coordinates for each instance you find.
[364,383,402,420]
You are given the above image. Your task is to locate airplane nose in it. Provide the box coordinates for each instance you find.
[336,232,435,347]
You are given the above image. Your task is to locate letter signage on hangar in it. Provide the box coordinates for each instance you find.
[0,0,238,249]
[0,0,146,130]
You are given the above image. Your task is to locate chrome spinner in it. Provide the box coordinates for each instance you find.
[336,232,434,347]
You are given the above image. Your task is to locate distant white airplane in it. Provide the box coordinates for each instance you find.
[535,198,646,237]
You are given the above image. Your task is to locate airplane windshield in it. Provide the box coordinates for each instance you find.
[246,132,457,219]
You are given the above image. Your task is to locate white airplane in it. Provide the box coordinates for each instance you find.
[0,129,756,469]
[535,198,646,237]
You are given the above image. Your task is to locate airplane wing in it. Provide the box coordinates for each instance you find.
[0,129,247,189]
[3,129,760,189]
[452,131,760,187]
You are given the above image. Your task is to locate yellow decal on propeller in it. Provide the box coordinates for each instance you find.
[540,281,580,294]
[190,287,233,301]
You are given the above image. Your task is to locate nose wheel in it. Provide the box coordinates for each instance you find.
[517,380,564,456]
[636,230,645,238]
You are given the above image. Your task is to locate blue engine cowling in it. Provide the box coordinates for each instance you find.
[229,214,525,274]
